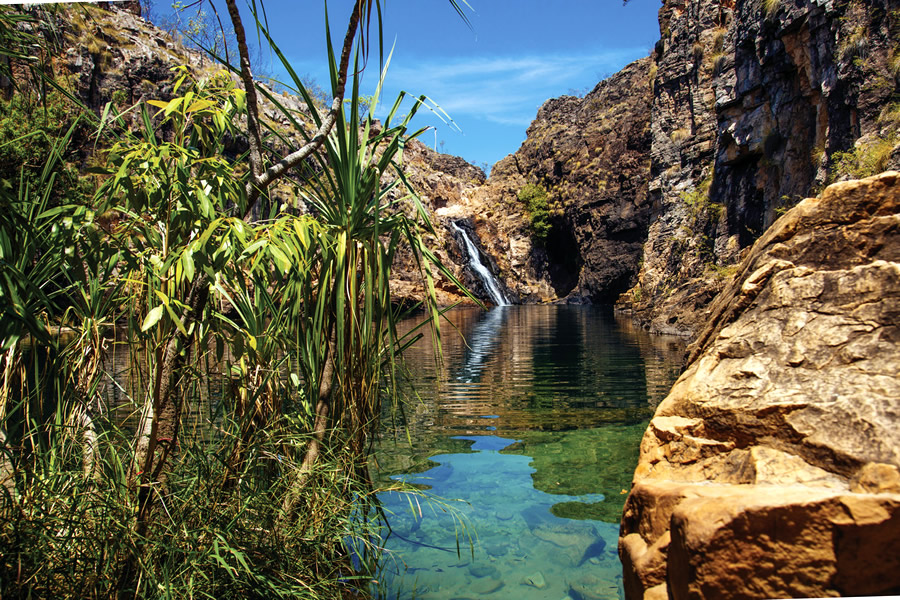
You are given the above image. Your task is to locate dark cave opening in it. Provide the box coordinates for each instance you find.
[545,222,581,298]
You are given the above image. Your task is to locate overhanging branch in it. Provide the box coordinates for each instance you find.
[223,0,366,219]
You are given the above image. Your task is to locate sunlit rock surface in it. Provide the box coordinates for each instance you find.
[619,172,900,599]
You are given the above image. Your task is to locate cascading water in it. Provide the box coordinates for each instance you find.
[450,221,509,306]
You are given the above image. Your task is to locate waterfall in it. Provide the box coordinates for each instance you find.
[450,221,509,306]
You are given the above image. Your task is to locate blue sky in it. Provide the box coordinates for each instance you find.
[172,0,663,171]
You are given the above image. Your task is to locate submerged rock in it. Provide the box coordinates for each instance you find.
[619,173,900,599]
[467,563,499,579]
[531,521,598,549]
[470,577,504,595]
[577,537,608,566]
[523,570,546,589]
[569,574,621,600]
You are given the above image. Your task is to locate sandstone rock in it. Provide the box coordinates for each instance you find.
[444,57,654,305]
[619,173,900,599]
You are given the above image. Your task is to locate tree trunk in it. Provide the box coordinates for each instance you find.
[131,274,209,525]
[280,344,334,520]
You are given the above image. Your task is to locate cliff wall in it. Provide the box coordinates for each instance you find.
[445,0,900,329]
[621,0,900,335]
[432,57,654,304]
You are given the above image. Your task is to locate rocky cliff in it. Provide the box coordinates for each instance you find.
[434,57,654,304]
[618,0,900,335]
[618,171,900,599]
[445,0,900,328]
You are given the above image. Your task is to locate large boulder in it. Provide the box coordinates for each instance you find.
[619,172,900,599]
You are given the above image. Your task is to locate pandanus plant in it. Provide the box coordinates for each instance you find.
[102,0,471,519]
[1,0,475,595]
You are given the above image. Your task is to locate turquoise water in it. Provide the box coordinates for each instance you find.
[374,306,685,600]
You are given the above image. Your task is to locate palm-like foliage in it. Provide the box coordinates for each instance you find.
[1,1,476,596]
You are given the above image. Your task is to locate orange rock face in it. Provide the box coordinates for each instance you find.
[619,172,900,599]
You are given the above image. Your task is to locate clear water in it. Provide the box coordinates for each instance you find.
[374,305,685,600]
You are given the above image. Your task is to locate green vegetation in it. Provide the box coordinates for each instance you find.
[711,27,726,53]
[839,24,869,63]
[0,86,93,204]
[775,194,805,218]
[706,262,739,281]
[670,127,691,143]
[830,134,897,180]
[680,173,721,225]
[889,48,900,80]
[692,41,704,64]
[711,52,727,76]
[0,2,474,598]
[518,182,552,240]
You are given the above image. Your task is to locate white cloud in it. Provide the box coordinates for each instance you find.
[273,45,650,165]
[382,48,646,125]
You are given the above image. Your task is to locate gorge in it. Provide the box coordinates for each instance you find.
[394,0,900,595]
[408,0,900,339]
[2,0,898,597]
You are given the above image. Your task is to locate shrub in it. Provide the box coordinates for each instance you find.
[670,128,691,143]
[680,173,721,225]
[711,28,727,53]
[839,25,869,63]
[518,182,552,240]
[692,42,704,63]
[829,135,897,180]
[711,53,728,76]
[0,87,91,205]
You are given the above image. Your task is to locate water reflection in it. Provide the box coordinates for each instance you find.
[375,306,685,600]
[454,306,509,384]
[381,306,684,441]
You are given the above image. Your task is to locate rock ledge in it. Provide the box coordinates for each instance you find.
[619,172,900,599]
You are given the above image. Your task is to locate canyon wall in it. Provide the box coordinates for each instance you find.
[443,0,899,332]
[430,57,655,304]
[620,0,900,337]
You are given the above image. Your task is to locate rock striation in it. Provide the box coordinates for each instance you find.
[618,0,900,336]
[618,172,900,599]
[434,0,899,318]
